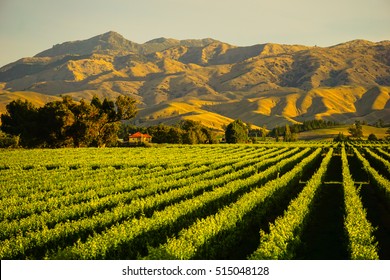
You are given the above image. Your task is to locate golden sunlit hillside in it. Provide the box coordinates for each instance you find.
[298,125,389,140]
[0,31,389,131]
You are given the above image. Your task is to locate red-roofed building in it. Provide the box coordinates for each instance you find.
[129,132,152,144]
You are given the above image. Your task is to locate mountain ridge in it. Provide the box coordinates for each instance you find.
[1,31,389,130]
[34,31,221,58]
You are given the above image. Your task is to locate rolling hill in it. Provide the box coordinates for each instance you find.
[297,125,389,141]
[1,31,389,131]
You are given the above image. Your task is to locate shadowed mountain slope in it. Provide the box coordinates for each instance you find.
[1,32,389,130]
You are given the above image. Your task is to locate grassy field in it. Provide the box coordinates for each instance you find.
[0,143,389,260]
[298,125,388,140]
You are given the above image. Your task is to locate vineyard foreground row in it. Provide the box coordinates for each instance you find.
[0,143,389,260]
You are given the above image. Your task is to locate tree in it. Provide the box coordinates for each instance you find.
[38,97,75,147]
[178,120,216,144]
[68,99,105,147]
[261,126,268,141]
[202,127,218,144]
[375,119,384,128]
[82,95,137,147]
[115,95,137,121]
[0,99,40,147]
[146,124,185,144]
[144,120,217,145]
[283,125,292,142]
[183,129,198,144]
[225,119,248,143]
[367,133,378,141]
[283,124,297,142]
[71,96,137,147]
[348,120,363,139]
[246,122,252,133]
[168,127,184,144]
[0,131,19,148]
[275,130,280,142]
[334,132,348,142]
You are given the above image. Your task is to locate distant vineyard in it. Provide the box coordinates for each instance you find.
[0,143,389,260]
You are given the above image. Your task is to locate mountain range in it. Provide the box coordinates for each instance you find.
[1,31,389,131]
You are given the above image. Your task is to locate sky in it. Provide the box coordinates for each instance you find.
[0,0,389,67]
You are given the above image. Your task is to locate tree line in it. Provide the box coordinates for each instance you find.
[1,96,389,148]
[0,95,219,148]
[224,119,268,143]
[120,121,218,144]
[334,120,390,142]
[224,119,390,143]
[0,96,137,148]
[224,119,298,143]
[270,119,339,138]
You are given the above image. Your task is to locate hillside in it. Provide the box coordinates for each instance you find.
[297,125,389,140]
[1,31,389,131]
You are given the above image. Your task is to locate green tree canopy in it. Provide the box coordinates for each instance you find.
[178,120,217,144]
[334,132,348,142]
[0,99,40,147]
[225,119,248,143]
[145,120,217,144]
[367,133,378,141]
[0,95,137,148]
[348,120,363,139]
[283,124,297,142]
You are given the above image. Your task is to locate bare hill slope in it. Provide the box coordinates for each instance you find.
[1,32,389,130]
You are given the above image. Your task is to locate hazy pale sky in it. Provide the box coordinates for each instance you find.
[0,0,389,67]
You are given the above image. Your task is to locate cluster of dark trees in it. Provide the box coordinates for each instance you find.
[348,120,364,139]
[224,119,269,143]
[267,119,341,142]
[0,96,137,148]
[264,124,297,142]
[334,120,390,142]
[121,120,218,144]
[225,118,390,143]
[270,119,338,137]
[0,131,19,148]
[333,132,349,142]
[224,119,249,143]
[280,125,297,142]
[334,120,387,142]
[223,119,301,143]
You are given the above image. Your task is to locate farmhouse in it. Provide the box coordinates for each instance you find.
[129,132,152,144]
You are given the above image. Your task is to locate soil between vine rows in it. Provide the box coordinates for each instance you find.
[348,154,390,260]
[1,145,389,260]
[295,155,348,260]
[192,150,324,260]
